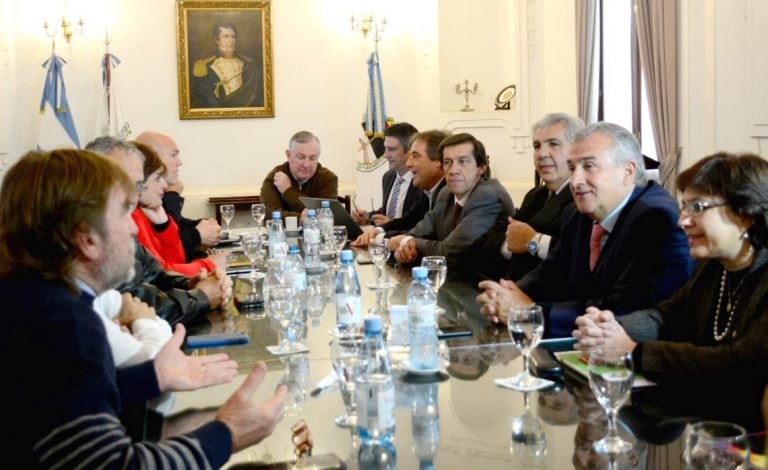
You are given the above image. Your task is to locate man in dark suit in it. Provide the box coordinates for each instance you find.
[391,133,516,281]
[485,113,584,280]
[478,122,693,337]
[352,129,450,247]
[352,122,423,225]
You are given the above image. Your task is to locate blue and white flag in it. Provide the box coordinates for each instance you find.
[97,51,131,139]
[356,50,391,212]
[37,53,80,149]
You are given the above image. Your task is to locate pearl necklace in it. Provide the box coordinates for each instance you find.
[713,267,749,341]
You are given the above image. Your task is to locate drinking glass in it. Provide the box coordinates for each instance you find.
[504,304,548,389]
[220,204,235,236]
[251,203,266,232]
[330,334,368,428]
[366,238,394,289]
[332,225,348,266]
[278,354,309,418]
[683,421,750,469]
[587,347,634,454]
[268,285,300,354]
[241,233,263,279]
[509,392,547,464]
[421,255,448,317]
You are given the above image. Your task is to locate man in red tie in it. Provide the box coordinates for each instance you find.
[477,122,693,337]
[389,133,516,283]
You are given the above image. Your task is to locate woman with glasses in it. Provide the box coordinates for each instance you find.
[573,152,768,429]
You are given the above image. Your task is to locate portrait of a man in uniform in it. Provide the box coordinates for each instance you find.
[178,2,273,119]
[190,21,263,108]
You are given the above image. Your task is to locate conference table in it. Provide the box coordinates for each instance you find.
[177,249,700,469]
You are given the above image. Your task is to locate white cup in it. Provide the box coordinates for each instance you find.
[285,216,298,232]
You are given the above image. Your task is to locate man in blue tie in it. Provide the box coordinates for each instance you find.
[352,122,423,225]
[477,122,693,337]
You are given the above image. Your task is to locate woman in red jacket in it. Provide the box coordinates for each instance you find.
[132,142,226,276]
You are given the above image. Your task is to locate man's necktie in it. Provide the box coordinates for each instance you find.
[386,177,404,219]
[451,202,462,229]
[589,223,607,271]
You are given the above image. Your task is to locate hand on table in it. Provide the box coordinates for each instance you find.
[117,293,157,328]
[197,218,222,246]
[394,238,418,264]
[573,307,636,353]
[476,279,533,324]
[351,229,379,248]
[370,214,391,226]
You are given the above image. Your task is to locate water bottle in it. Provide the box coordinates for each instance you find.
[411,382,440,469]
[302,209,323,272]
[318,200,334,251]
[407,267,438,370]
[356,316,396,443]
[334,250,362,333]
[358,439,397,470]
[286,245,308,295]
[268,211,287,259]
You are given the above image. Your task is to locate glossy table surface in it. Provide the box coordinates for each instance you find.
[176,248,695,469]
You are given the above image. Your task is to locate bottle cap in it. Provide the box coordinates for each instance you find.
[307,209,316,217]
[288,245,300,254]
[272,211,282,219]
[340,250,354,263]
[364,315,383,333]
[321,200,330,208]
[412,266,428,279]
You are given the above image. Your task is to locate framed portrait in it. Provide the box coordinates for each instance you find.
[176,0,273,119]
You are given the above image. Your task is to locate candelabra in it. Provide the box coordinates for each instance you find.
[455,79,479,112]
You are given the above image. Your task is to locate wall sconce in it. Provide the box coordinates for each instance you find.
[43,0,85,43]
[350,13,387,44]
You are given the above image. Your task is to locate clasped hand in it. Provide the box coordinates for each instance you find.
[572,307,636,353]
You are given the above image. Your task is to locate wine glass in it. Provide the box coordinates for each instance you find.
[220,204,235,237]
[587,347,634,454]
[330,334,368,428]
[268,285,300,354]
[332,225,348,266]
[503,304,549,390]
[278,354,309,418]
[241,233,263,279]
[251,203,266,233]
[509,391,547,464]
[684,421,750,470]
[366,238,394,289]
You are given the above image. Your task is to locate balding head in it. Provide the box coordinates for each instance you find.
[135,131,182,184]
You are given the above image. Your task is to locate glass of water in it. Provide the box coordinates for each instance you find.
[330,334,367,428]
[683,421,749,469]
[587,347,634,455]
[269,285,300,354]
[504,304,548,390]
[366,238,394,289]
[251,203,266,232]
[241,233,263,279]
[220,204,235,237]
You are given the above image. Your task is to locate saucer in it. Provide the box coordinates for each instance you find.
[399,358,449,375]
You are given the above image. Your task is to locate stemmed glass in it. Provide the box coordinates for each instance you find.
[421,256,447,316]
[251,203,266,233]
[509,391,547,464]
[683,421,750,469]
[366,238,394,289]
[220,204,235,238]
[241,233,263,279]
[332,225,348,267]
[268,285,302,354]
[503,304,550,390]
[278,353,309,418]
[587,347,634,454]
[330,335,368,428]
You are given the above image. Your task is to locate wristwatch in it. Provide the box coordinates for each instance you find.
[527,233,543,256]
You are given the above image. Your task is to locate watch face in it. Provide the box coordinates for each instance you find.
[527,240,538,255]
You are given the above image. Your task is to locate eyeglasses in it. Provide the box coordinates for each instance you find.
[135,181,148,193]
[679,200,726,215]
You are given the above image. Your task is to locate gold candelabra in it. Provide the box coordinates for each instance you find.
[455,79,479,112]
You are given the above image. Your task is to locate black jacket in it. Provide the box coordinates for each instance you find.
[118,241,211,326]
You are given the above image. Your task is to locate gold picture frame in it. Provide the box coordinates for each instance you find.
[176,0,273,119]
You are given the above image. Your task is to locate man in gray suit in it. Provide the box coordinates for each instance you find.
[390,133,515,281]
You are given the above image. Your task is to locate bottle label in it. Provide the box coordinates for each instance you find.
[270,242,287,258]
[408,304,436,328]
[377,385,395,430]
[336,295,362,326]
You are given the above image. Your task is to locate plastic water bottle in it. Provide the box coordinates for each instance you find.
[334,250,362,333]
[358,439,397,469]
[286,244,307,305]
[318,200,334,251]
[411,382,440,469]
[268,211,287,259]
[407,267,438,370]
[356,316,395,443]
[302,209,323,271]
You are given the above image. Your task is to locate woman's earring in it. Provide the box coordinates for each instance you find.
[740,230,750,240]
